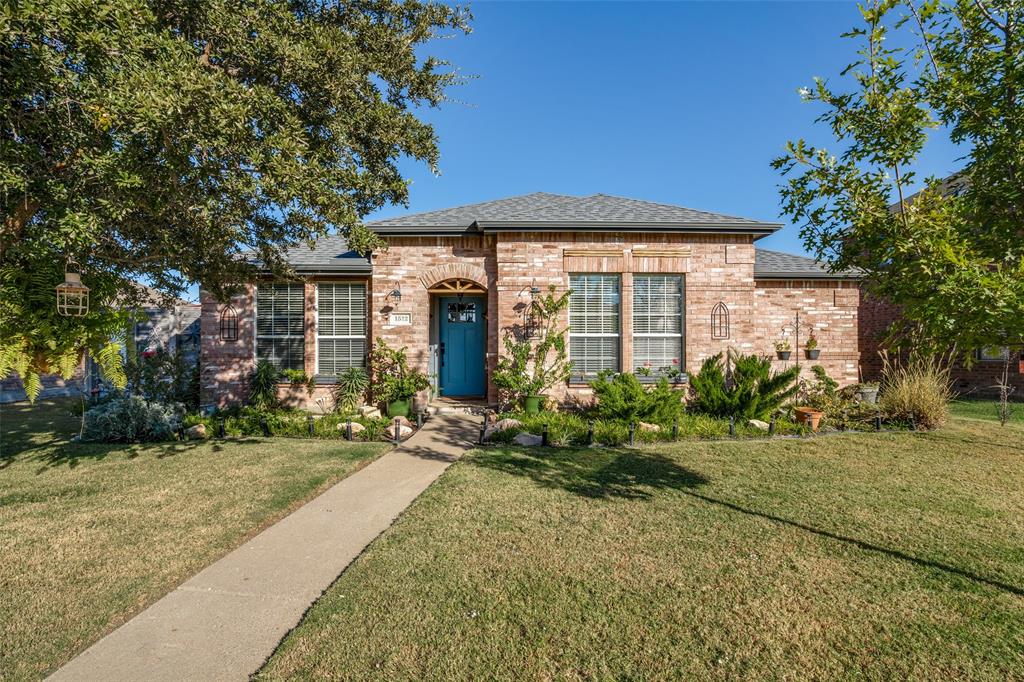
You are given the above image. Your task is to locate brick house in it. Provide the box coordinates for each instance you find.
[859,294,1024,398]
[199,193,862,410]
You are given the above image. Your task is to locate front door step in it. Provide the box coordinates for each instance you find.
[427,399,490,416]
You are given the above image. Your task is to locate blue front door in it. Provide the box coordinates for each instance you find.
[439,296,486,397]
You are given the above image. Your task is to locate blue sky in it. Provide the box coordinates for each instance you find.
[368,0,964,256]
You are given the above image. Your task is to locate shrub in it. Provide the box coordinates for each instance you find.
[249,360,279,409]
[125,346,199,410]
[333,367,369,414]
[82,394,183,443]
[689,352,799,420]
[185,406,390,441]
[492,285,572,409]
[879,355,952,430]
[588,372,684,424]
[280,369,316,396]
[368,339,429,404]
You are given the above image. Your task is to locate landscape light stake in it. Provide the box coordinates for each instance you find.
[769,415,776,436]
[259,416,270,438]
[416,412,423,429]
[393,417,401,445]
[177,426,185,441]
[672,418,679,440]
[218,418,226,439]
[541,424,549,447]
[909,416,917,432]
[728,415,735,437]
[307,414,315,437]
[628,422,635,446]
[875,415,882,431]
[587,420,595,445]
[479,420,487,445]
[346,419,353,441]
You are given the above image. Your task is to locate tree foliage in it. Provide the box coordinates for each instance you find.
[773,0,1024,356]
[1,0,471,397]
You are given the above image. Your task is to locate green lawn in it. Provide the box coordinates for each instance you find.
[261,416,1024,680]
[951,397,1024,425]
[0,399,388,681]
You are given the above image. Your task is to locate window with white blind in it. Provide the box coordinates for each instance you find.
[317,283,367,374]
[256,283,305,370]
[633,275,684,374]
[569,274,620,377]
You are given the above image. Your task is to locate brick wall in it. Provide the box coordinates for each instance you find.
[370,235,498,403]
[754,280,861,386]
[859,291,1024,397]
[200,285,256,409]
[201,278,372,411]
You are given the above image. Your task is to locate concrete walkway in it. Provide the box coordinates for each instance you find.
[50,413,478,682]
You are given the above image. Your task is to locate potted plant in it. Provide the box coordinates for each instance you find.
[775,339,792,361]
[805,332,820,360]
[857,381,879,404]
[369,339,430,418]
[794,405,824,431]
[658,364,687,386]
[493,285,572,414]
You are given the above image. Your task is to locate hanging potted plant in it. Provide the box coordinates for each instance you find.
[775,339,792,361]
[805,331,820,360]
[369,339,430,418]
[493,285,572,414]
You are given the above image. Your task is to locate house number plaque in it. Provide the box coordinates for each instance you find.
[388,312,412,326]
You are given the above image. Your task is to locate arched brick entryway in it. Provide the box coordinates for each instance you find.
[418,263,489,291]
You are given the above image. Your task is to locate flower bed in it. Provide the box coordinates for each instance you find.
[184,407,397,442]
[484,407,915,448]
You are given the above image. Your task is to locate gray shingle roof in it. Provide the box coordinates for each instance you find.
[369,192,780,235]
[253,235,371,274]
[753,249,861,279]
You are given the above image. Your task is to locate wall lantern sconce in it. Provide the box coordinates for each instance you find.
[219,305,239,341]
[387,287,402,304]
[55,269,90,317]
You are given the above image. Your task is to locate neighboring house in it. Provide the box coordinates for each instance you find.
[0,288,201,403]
[859,294,1024,398]
[200,192,862,410]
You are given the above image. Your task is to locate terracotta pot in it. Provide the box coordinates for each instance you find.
[794,406,824,431]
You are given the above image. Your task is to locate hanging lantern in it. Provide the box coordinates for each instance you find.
[219,305,239,341]
[55,270,90,316]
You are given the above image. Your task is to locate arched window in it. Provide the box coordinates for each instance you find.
[711,302,730,340]
[219,305,239,341]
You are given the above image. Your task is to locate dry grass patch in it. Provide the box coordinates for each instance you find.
[0,399,387,680]
[261,417,1024,680]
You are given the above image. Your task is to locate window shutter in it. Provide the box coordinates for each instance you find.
[317,283,367,373]
[255,284,305,370]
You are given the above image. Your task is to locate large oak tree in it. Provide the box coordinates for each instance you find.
[1,0,470,398]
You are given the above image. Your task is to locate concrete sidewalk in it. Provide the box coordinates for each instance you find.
[49,413,478,682]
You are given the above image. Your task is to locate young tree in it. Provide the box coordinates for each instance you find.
[1,0,471,398]
[773,0,1024,357]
